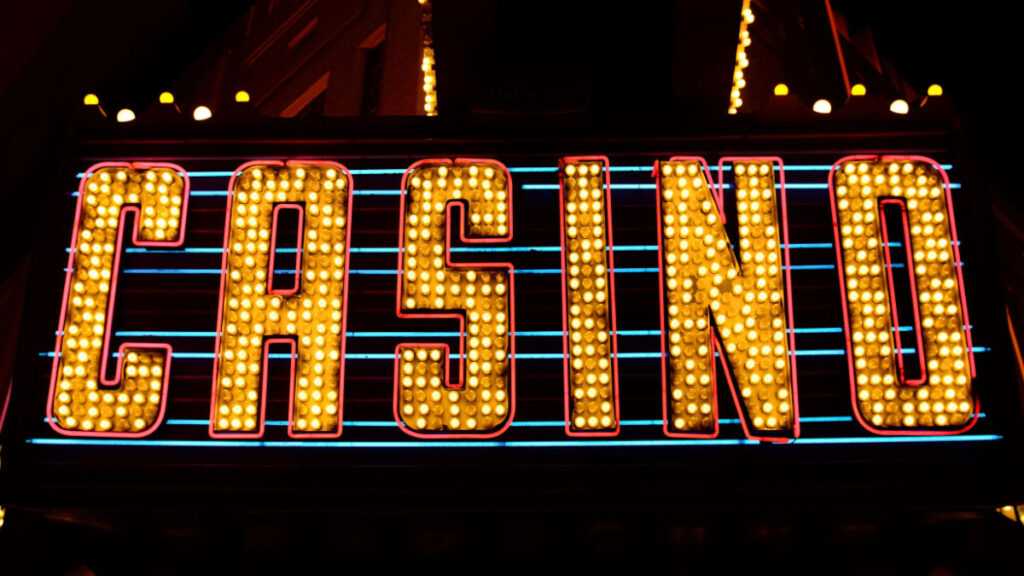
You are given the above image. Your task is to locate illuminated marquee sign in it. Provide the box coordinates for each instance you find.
[40,153,980,444]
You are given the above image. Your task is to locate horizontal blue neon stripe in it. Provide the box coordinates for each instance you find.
[39,346,992,360]
[783,346,988,356]
[609,166,657,172]
[94,259,966,276]
[43,413,984,429]
[349,169,407,175]
[87,242,855,256]
[95,241,948,257]
[25,434,1001,449]
[520,183,962,191]
[75,165,954,179]
[103,264,847,275]
[72,182,962,198]
[789,435,999,445]
[107,326,920,339]
[159,414,983,427]
[28,438,760,448]
[69,189,405,198]
[73,169,410,179]
[170,416,865,427]
[717,164,955,172]
[110,264,888,274]
[32,416,841,428]
[507,167,557,173]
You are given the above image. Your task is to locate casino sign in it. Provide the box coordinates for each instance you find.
[1,122,1020,510]
[39,154,981,440]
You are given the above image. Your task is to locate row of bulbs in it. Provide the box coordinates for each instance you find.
[83,91,244,123]
[774,83,944,115]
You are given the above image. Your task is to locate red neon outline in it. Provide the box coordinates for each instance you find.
[823,0,851,95]
[654,157,799,443]
[47,161,190,438]
[267,203,304,295]
[0,378,11,434]
[392,158,517,439]
[557,156,622,438]
[878,199,927,386]
[828,154,979,436]
[209,159,354,440]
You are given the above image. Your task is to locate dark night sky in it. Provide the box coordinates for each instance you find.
[0,1,1010,113]
[832,1,1014,114]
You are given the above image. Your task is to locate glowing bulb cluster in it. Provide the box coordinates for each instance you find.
[560,159,619,434]
[420,0,437,116]
[51,165,184,435]
[212,163,352,436]
[657,160,795,437]
[833,159,975,430]
[728,0,755,114]
[397,161,513,434]
[421,48,437,116]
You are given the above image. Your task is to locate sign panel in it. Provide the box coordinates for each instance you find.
[6,128,1021,506]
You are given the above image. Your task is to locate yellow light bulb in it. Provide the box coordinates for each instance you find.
[890,99,910,115]
[193,106,212,121]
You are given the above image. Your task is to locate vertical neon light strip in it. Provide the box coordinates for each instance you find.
[419,0,438,116]
[559,157,621,436]
[210,161,354,439]
[394,159,515,437]
[728,0,755,114]
[655,157,798,442]
[47,162,189,437]
[830,156,978,434]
